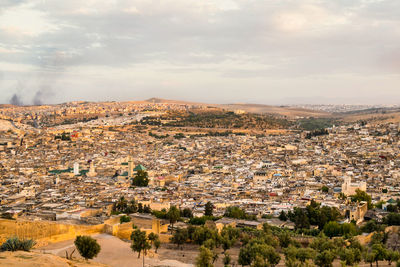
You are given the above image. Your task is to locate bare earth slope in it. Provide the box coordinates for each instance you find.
[217,103,330,118]
[0,251,108,267]
[142,98,329,118]
[0,119,16,132]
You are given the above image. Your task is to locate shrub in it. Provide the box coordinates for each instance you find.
[74,235,101,260]
[120,215,131,224]
[0,236,36,252]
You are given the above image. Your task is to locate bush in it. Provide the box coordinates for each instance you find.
[74,235,101,260]
[0,236,36,252]
[120,215,131,224]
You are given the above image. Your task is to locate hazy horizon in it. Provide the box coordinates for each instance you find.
[1,0,400,106]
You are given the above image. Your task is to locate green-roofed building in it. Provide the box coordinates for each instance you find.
[48,167,90,177]
[133,164,146,171]
[48,168,73,175]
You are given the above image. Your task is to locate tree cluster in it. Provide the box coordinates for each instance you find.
[131,170,149,187]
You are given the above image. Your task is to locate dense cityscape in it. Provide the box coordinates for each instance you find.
[1,100,400,266]
[1,0,400,266]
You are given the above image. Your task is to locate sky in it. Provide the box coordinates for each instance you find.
[0,0,399,105]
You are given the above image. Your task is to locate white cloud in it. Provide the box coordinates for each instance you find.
[0,3,57,37]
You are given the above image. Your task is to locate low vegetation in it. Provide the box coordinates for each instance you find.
[0,237,36,252]
[74,235,101,260]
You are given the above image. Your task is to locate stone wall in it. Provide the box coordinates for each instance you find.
[0,219,104,246]
[0,215,171,247]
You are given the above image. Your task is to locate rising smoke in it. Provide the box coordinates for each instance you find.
[10,94,24,106]
[8,51,65,106]
[33,85,54,106]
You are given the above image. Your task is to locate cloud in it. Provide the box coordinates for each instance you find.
[0,0,399,104]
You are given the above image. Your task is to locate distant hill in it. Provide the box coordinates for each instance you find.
[144,97,208,105]
[142,98,328,118]
[216,103,331,118]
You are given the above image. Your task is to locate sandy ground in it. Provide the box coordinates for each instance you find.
[37,234,193,267]
[0,250,107,267]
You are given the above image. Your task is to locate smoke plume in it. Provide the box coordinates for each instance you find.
[33,85,54,106]
[31,51,65,105]
[10,94,24,106]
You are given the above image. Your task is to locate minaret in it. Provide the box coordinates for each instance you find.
[73,162,80,176]
[128,156,133,177]
[88,160,97,177]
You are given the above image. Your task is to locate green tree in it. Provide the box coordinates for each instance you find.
[279,211,288,221]
[137,203,144,213]
[278,232,292,248]
[387,205,398,213]
[292,208,310,230]
[309,235,335,253]
[221,234,233,252]
[365,252,375,267]
[196,245,214,267]
[362,220,382,233]
[323,221,341,238]
[321,186,329,193]
[132,170,149,187]
[372,243,388,267]
[251,255,268,267]
[171,228,188,249]
[371,232,387,245]
[220,226,239,252]
[148,232,158,246]
[386,249,400,265]
[143,205,151,213]
[384,213,400,226]
[225,206,247,219]
[154,238,161,253]
[74,235,101,260]
[223,252,231,266]
[167,206,181,232]
[238,242,280,267]
[192,226,220,246]
[341,223,358,238]
[205,201,214,216]
[314,250,335,267]
[351,189,372,209]
[130,229,151,260]
[126,199,138,213]
[114,196,128,213]
[339,248,359,266]
[182,208,193,218]
[296,248,315,264]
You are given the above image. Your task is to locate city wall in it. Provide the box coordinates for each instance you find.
[0,219,104,246]
[0,216,171,247]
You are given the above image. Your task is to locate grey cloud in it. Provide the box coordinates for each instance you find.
[1,0,400,104]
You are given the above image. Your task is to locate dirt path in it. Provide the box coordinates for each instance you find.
[37,234,193,267]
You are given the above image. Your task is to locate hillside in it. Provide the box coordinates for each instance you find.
[144,97,209,106]
[0,251,108,267]
[0,119,16,132]
[142,98,330,118]
[216,103,330,118]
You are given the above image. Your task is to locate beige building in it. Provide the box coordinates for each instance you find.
[342,176,366,195]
